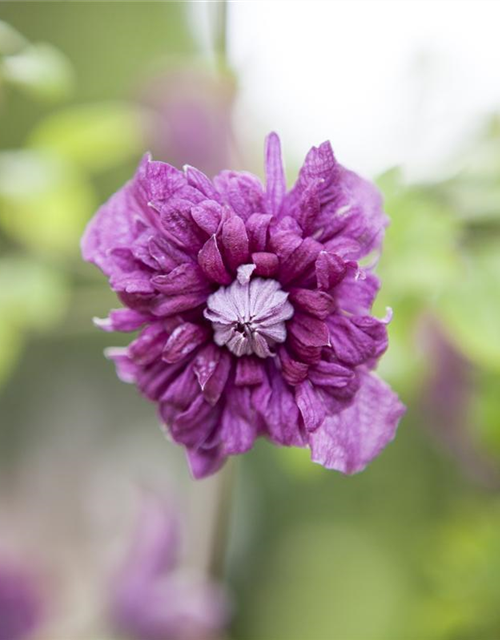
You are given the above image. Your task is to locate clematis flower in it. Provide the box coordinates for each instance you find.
[110,497,229,640]
[0,558,43,640]
[82,133,405,478]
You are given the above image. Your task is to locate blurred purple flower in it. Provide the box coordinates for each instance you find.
[139,67,235,177]
[0,559,42,640]
[110,498,229,640]
[420,319,500,487]
[82,133,405,478]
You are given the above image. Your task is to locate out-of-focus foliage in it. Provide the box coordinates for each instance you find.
[0,256,68,387]
[0,149,95,255]
[0,20,74,101]
[29,102,143,172]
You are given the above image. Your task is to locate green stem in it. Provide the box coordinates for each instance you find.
[208,457,236,580]
[214,0,228,71]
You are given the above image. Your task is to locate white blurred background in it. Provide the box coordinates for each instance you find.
[221,0,500,179]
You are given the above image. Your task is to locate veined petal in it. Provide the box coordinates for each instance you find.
[309,372,405,473]
[220,215,250,271]
[265,132,286,216]
[295,381,326,432]
[198,235,233,285]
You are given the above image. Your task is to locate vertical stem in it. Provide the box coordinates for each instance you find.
[208,458,236,580]
[214,0,228,71]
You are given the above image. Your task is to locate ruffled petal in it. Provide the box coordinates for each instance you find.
[193,344,232,406]
[151,263,209,295]
[328,315,388,366]
[219,385,258,455]
[190,200,223,236]
[213,171,265,221]
[94,309,151,332]
[162,323,209,364]
[295,381,326,432]
[309,372,405,473]
[254,364,305,447]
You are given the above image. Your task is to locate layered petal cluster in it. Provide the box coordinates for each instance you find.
[82,133,405,478]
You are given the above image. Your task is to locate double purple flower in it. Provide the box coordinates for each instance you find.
[82,133,404,478]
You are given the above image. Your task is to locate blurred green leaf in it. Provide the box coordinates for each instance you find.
[437,245,500,372]
[0,320,22,389]
[418,503,500,640]
[29,102,143,171]
[0,255,69,387]
[1,42,74,101]
[377,170,460,299]
[0,150,96,256]
[0,20,28,55]
[0,255,69,331]
[247,524,411,640]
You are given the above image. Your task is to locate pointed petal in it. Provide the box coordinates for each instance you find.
[198,235,232,285]
[265,132,286,216]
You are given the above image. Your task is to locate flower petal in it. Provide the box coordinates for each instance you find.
[193,344,232,406]
[246,213,273,252]
[278,347,309,386]
[235,356,265,386]
[159,198,205,251]
[251,251,279,277]
[213,171,265,221]
[328,315,388,366]
[295,381,326,432]
[219,385,258,455]
[288,288,334,319]
[220,215,250,271]
[309,372,405,473]
[151,263,209,295]
[186,446,226,480]
[315,251,349,291]
[185,165,222,202]
[162,322,209,364]
[198,235,233,285]
[190,200,223,236]
[254,364,305,447]
[265,132,286,216]
[94,309,151,332]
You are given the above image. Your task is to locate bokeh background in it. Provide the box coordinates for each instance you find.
[1,2,500,639]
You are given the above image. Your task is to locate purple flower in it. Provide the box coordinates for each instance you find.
[82,133,405,479]
[0,559,43,640]
[139,66,235,177]
[110,497,229,640]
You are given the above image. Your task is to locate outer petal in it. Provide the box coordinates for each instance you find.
[328,315,388,366]
[285,141,388,260]
[309,372,405,473]
[94,309,151,332]
[335,269,380,315]
[265,132,286,216]
[186,446,226,480]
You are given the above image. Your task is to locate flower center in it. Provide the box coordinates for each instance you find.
[204,265,294,358]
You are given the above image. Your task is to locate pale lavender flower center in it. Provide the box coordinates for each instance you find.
[204,265,294,359]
